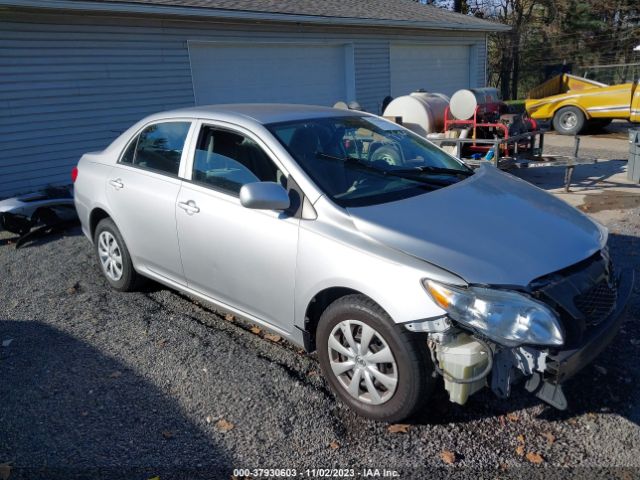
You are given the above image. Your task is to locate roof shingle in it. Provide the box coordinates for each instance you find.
[64,0,507,30]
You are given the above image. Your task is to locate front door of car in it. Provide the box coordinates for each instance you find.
[105,120,193,285]
[175,123,299,332]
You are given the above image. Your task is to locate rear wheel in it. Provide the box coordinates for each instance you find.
[94,217,139,291]
[553,106,586,135]
[317,294,433,422]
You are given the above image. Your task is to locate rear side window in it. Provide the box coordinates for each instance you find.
[120,122,191,176]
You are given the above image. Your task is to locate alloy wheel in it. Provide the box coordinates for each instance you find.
[560,111,578,130]
[97,231,123,281]
[327,320,398,405]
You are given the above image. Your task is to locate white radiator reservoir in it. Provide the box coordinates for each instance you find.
[436,333,489,405]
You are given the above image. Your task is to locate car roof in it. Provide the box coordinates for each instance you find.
[156,103,367,125]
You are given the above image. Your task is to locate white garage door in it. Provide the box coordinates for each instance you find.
[390,44,471,98]
[189,42,351,106]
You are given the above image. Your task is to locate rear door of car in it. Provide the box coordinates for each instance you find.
[105,119,195,285]
[175,120,299,333]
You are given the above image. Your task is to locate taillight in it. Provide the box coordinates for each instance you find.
[71,166,78,183]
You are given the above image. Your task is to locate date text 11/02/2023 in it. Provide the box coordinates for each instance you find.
[232,468,400,477]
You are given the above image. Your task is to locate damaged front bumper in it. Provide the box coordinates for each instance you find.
[497,267,633,410]
[422,263,634,410]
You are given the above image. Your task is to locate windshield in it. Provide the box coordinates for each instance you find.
[267,115,473,207]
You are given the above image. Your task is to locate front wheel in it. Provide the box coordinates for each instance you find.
[317,295,434,422]
[553,106,586,135]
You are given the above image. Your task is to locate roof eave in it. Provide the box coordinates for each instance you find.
[0,0,511,32]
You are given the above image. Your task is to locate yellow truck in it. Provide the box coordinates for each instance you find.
[525,73,640,135]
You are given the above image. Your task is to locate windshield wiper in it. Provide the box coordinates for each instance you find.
[316,152,456,188]
[389,165,474,177]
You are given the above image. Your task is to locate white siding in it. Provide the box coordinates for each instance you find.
[0,11,487,197]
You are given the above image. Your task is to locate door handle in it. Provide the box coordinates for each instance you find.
[177,200,200,215]
[109,178,124,190]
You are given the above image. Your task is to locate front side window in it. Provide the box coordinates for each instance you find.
[121,121,191,176]
[192,126,282,194]
[268,116,473,207]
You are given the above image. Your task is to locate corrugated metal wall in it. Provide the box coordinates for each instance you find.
[0,10,486,197]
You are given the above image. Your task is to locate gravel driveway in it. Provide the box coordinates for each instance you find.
[1,149,640,479]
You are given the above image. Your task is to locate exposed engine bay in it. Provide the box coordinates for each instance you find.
[407,249,633,410]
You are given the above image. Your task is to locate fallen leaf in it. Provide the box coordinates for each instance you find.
[1,339,13,348]
[329,441,340,450]
[541,432,556,444]
[587,413,597,420]
[216,419,235,433]
[525,452,544,464]
[264,333,281,343]
[387,424,410,434]
[506,413,519,422]
[109,371,122,379]
[594,365,607,375]
[0,463,11,480]
[516,434,525,444]
[250,326,262,335]
[156,339,168,348]
[498,416,506,427]
[619,471,634,480]
[147,477,160,480]
[440,450,456,465]
[67,287,77,295]
[162,430,174,439]
[499,463,508,472]
[515,445,525,457]
[224,313,235,322]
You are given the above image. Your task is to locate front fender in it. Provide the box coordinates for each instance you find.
[294,224,450,330]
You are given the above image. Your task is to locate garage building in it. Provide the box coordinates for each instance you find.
[0,0,507,197]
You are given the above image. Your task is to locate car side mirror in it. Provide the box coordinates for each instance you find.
[239,182,290,211]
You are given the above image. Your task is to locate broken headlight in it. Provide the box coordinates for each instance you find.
[423,279,564,347]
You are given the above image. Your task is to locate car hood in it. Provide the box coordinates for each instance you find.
[347,165,605,286]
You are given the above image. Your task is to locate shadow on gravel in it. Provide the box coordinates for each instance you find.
[414,232,640,427]
[0,320,231,480]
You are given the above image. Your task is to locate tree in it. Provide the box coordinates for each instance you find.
[433,0,640,98]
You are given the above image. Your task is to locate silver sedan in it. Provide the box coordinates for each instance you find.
[74,104,632,421]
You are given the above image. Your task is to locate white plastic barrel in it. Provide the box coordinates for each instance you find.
[449,87,501,120]
[382,91,450,137]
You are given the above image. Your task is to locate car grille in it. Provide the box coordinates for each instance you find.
[573,278,617,327]
[530,249,618,346]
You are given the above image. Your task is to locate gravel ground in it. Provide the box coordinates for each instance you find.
[1,146,640,479]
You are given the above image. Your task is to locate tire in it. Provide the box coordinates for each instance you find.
[317,294,434,422]
[93,217,139,291]
[553,106,586,135]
